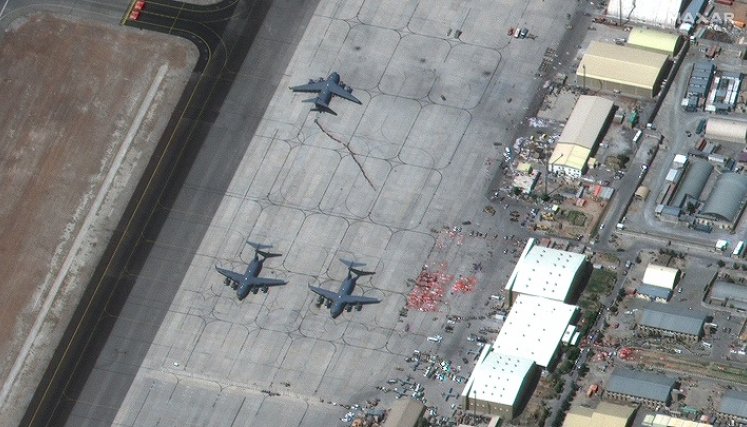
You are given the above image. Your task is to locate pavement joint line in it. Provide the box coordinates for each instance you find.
[0,64,170,408]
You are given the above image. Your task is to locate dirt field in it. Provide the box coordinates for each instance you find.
[0,12,195,388]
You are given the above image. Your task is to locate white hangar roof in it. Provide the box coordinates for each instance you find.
[505,237,587,302]
[642,264,681,290]
[460,345,535,407]
[493,294,578,367]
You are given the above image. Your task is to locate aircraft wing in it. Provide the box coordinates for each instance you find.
[341,294,381,305]
[251,277,288,287]
[215,266,243,283]
[330,84,361,104]
[308,285,339,301]
[290,81,325,93]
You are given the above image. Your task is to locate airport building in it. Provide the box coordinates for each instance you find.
[603,368,676,408]
[607,0,685,27]
[384,399,426,427]
[576,41,669,97]
[641,414,713,427]
[708,281,747,310]
[696,173,747,230]
[627,28,682,56]
[718,390,747,423]
[505,237,590,303]
[493,294,579,367]
[461,345,538,419]
[705,117,747,144]
[642,264,680,290]
[563,401,637,427]
[636,303,706,342]
[549,95,615,177]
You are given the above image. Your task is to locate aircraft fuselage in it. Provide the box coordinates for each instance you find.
[237,256,263,300]
[330,274,357,318]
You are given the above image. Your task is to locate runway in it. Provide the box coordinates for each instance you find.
[10,0,582,425]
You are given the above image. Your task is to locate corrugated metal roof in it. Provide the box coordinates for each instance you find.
[558,95,614,149]
[605,368,675,403]
[577,42,668,91]
[711,281,747,304]
[705,117,747,143]
[719,390,747,419]
[460,345,535,408]
[564,402,636,427]
[700,173,747,222]
[627,28,681,56]
[637,284,673,301]
[670,158,713,208]
[638,302,706,336]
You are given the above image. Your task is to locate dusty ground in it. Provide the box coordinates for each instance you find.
[0,12,195,391]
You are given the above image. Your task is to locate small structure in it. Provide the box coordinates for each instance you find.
[492,294,578,368]
[718,390,747,423]
[708,281,747,310]
[705,72,742,113]
[384,398,426,427]
[637,302,706,341]
[627,27,682,56]
[635,186,650,200]
[604,368,676,408]
[460,345,538,419]
[641,413,712,426]
[563,401,637,427]
[705,118,747,144]
[576,41,669,97]
[505,237,590,303]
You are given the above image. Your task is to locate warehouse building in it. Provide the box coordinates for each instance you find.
[669,158,712,208]
[642,264,681,290]
[461,345,538,419]
[705,117,747,144]
[607,0,685,27]
[563,402,637,427]
[635,284,672,303]
[549,95,615,177]
[576,42,669,97]
[708,281,747,310]
[697,173,747,230]
[637,303,706,341]
[627,28,682,56]
[493,294,578,367]
[718,390,747,423]
[604,368,676,408]
[505,237,590,303]
[641,414,712,427]
[683,61,715,111]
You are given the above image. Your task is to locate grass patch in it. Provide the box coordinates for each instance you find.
[587,269,616,296]
[561,210,587,227]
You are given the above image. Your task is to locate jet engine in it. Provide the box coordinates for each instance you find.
[355,304,362,311]
[345,305,353,312]
[261,287,269,293]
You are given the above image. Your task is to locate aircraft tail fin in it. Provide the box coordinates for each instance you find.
[246,240,281,258]
[306,98,337,116]
[340,259,374,276]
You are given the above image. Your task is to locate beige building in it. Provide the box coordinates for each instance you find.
[627,28,682,57]
[564,401,637,427]
[549,95,614,177]
[384,398,425,427]
[576,41,669,97]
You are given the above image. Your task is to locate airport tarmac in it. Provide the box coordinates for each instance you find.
[53,0,582,425]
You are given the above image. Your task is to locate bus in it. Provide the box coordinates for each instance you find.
[733,241,745,258]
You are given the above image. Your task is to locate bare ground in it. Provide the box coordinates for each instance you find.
[0,12,196,398]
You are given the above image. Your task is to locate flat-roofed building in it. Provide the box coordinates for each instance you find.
[708,281,747,310]
[493,294,578,367]
[549,143,592,177]
[576,41,669,97]
[604,368,676,408]
[505,237,590,303]
[627,28,682,56]
[641,413,712,427]
[642,264,681,290]
[563,401,637,427]
[461,345,538,419]
[637,302,706,341]
[635,284,672,303]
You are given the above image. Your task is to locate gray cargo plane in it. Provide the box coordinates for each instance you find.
[215,241,287,300]
[290,72,361,115]
[309,259,381,318]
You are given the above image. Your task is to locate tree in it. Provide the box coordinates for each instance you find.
[718,260,726,268]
